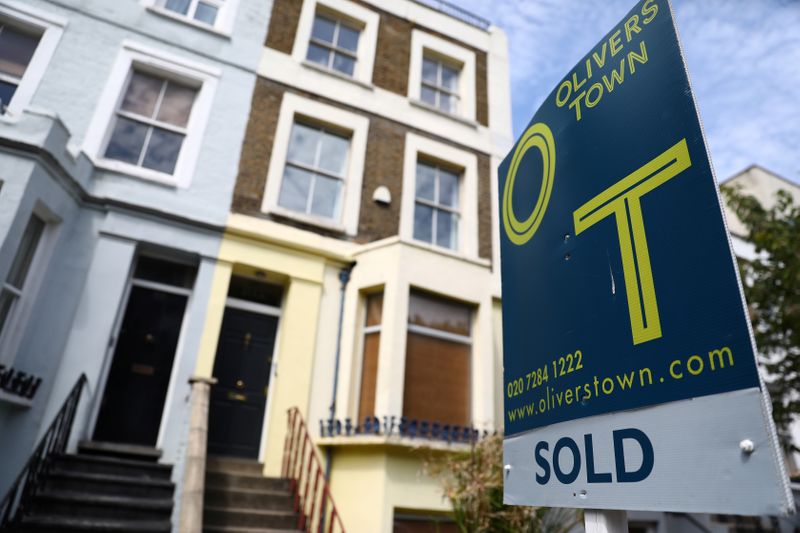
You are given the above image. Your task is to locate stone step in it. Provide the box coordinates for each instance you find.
[30,491,173,522]
[45,469,174,499]
[52,453,172,481]
[203,507,298,530]
[17,515,170,532]
[78,440,161,462]
[206,457,264,476]
[205,471,290,492]
[204,487,294,511]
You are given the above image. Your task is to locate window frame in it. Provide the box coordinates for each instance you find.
[261,92,368,235]
[141,0,240,35]
[0,2,65,119]
[292,0,379,86]
[0,202,60,367]
[408,30,476,122]
[82,41,220,188]
[401,133,478,257]
[413,161,461,250]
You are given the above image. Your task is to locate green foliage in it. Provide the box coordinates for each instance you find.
[723,185,800,447]
[423,435,581,533]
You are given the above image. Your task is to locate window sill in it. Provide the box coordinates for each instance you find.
[93,158,181,189]
[0,390,33,409]
[145,6,232,38]
[264,204,349,235]
[403,237,491,267]
[409,99,479,128]
[317,434,471,452]
[301,60,375,91]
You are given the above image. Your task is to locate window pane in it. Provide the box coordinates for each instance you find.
[436,210,457,250]
[6,214,45,289]
[415,163,435,201]
[134,255,196,288]
[164,0,191,15]
[0,25,40,79]
[278,165,313,212]
[120,72,163,119]
[306,43,331,68]
[104,117,148,165]
[0,80,16,111]
[310,175,342,219]
[421,58,438,84]
[287,123,320,167]
[337,24,359,53]
[441,65,459,92]
[311,15,336,44]
[318,131,349,176]
[438,169,459,208]
[413,203,433,244]
[0,289,17,337]
[142,127,184,174]
[228,275,283,307]
[157,82,197,127]
[420,86,437,107]
[365,293,383,327]
[194,2,218,25]
[358,331,380,424]
[408,291,471,336]
[439,93,456,113]
[332,53,355,76]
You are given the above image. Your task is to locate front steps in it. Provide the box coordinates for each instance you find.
[203,457,301,533]
[11,441,174,532]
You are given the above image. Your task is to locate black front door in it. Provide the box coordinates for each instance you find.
[207,307,278,458]
[94,285,187,446]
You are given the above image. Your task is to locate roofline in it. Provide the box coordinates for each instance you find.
[720,164,800,191]
[409,0,491,31]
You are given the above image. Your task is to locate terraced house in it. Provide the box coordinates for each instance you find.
[0,0,513,531]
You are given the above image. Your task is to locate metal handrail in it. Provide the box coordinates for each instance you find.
[0,373,88,527]
[282,407,346,533]
[410,0,490,30]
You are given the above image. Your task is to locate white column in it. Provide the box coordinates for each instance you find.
[585,510,629,533]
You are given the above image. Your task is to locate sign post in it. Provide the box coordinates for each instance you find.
[498,0,794,524]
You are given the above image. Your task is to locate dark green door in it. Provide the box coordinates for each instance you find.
[207,307,278,458]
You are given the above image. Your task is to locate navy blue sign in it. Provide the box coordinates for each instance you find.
[499,0,760,436]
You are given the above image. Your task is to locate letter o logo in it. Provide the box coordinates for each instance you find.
[503,122,556,246]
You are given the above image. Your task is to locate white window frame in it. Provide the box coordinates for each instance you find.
[293,0,379,87]
[140,0,241,35]
[262,92,368,235]
[0,201,60,367]
[408,29,476,122]
[0,1,65,119]
[401,133,478,257]
[83,40,220,188]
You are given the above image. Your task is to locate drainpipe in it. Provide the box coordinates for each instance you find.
[325,261,355,481]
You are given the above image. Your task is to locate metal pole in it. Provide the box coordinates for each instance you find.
[584,510,628,533]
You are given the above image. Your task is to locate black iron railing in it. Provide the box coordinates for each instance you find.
[319,415,495,444]
[0,373,88,527]
[410,0,490,30]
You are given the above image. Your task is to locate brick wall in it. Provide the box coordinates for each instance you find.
[233,79,493,260]
[265,0,490,127]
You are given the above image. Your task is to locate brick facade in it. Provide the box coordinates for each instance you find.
[264,0,490,127]
[233,78,493,260]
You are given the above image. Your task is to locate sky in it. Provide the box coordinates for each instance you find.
[456,0,800,183]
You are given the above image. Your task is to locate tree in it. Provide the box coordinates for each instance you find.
[723,185,800,448]
[423,435,581,533]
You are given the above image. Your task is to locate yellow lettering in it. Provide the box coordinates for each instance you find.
[670,360,683,379]
[585,83,604,108]
[625,14,642,42]
[573,139,692,345]
[592,42,609,69]
[708,347,734,370]
[687,355,704,375]
[602,59,626,93]
[569,91,587,121]
[572,71,587,92]
[556,80,572,107]
[586,57,593,80]
[642,0,658,24]
[628,40,649,74]
[610,29,623,57]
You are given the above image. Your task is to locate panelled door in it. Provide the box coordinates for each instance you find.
[207,306,279,458]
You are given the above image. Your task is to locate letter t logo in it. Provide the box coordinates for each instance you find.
[573,139,691,345]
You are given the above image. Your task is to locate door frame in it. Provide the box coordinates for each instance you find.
[89,258,195,449]
[214,291,283,463]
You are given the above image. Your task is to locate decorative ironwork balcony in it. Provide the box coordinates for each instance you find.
[319,415,496,444]
[0,365,43,401]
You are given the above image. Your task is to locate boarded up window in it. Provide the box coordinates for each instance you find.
[358,292,383,423]
[403,291,471,426]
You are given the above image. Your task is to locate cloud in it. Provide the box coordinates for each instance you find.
[455,0,800,182]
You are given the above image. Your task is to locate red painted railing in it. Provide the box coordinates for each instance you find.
[282,407,346,533]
